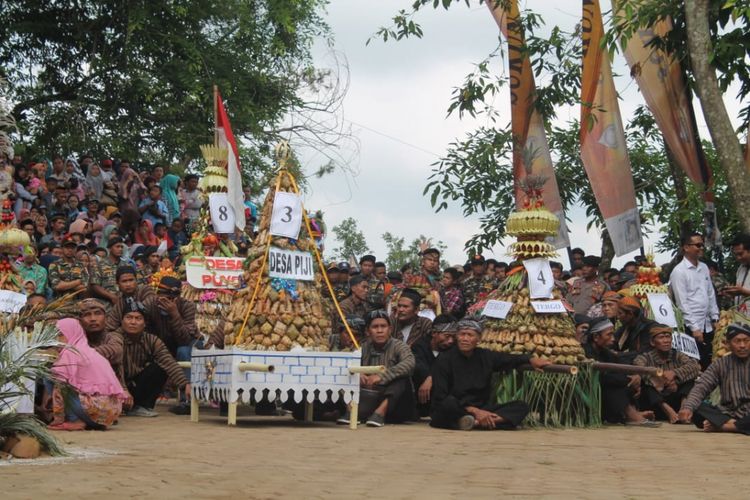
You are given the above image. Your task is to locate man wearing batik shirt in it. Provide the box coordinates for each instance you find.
[679,324,750,434]
[634,326,700,423]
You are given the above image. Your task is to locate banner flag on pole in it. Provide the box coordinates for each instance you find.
[215,89,246,231]
[581,0,643,256]
[618,2,712,190]
[485,0,570,249]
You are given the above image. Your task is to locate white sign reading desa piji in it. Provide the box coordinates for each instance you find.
[268,247,314,281]
[186,256,245,289]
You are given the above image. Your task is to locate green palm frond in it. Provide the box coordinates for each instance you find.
[0,413,66,456]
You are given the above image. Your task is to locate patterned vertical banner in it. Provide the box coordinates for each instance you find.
[581,0,643,256]
[618,4,711,187]
[485,0,569,249]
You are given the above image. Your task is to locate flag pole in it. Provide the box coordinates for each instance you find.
[213,84,219,147]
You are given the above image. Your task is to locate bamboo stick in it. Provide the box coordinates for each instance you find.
[238,362,274,373]
[592,362,663,377]
[177,361,191,368]
[519,363,578,375]
[348,365,385,375]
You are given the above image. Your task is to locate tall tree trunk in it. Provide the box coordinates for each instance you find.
[684,0,750,231]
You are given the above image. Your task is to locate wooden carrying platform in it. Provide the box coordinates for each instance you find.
[187,347,366,428]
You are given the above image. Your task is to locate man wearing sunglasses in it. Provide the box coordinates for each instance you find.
[669,232,720,369]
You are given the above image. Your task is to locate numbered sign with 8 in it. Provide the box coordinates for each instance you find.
[270,191,303,240]
[208,193,236,234]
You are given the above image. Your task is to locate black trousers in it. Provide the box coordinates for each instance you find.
[692,402,750,435]
[430,400,530,430]
[126,363,168,410]
[601,385,633,424]
[358,378,416,423]
[640,381,694,419]
[697,330,715,371]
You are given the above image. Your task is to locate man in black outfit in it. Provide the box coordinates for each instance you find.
[412,314,456,417]
[430,319,550,430]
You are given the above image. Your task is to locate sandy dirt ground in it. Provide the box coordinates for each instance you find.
[2,403,749,499]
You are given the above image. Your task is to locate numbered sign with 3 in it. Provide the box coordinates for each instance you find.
[523,258,554,299]
[646,293,678,328]
[208,193,236,234]
[270,191,303,240]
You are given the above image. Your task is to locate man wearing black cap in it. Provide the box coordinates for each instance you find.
[105,266,158,333]
[143,274,198,355]
[322,262,341,301]
[78,298,124,376]
[679,324,750,434]
[48,235,90,298]
[566,255,609,315]
[359,255,385,311]
[90,236,127,303]
[120,300,189,417]
[333,275,370,349]
[461,255,498,308]
[333,262,351,301]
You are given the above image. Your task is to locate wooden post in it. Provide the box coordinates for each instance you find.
[304,401,314,422]
[227,401,237,426]
[190,396,199,423]
[349,402,358,430]
[213,84,219,147]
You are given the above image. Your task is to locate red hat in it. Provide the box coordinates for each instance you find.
[101,159,113,167]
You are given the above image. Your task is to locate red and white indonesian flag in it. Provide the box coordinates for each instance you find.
[581,0,643,256]
[485,0,570,249]
[215,90,245,231]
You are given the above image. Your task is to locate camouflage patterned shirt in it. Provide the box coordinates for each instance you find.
[461,274,499,307]
[48,258,90,296]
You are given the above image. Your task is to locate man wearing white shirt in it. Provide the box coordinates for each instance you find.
[723,235,750,314]
[670,233,720,369]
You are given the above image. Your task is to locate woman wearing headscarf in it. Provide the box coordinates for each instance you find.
[134,219,158,246]
[66,157,86,183]
[118,165,145,213]
[84,163,105,200]
[47,318,126,431]
[69,218,92,244]
[160,173,180,225]
[99,224,120,249]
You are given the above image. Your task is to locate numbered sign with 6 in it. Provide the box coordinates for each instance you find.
[646,293,678,328]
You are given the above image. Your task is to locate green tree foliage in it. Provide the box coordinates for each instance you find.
[376,0,744,259]
[0,0,332,177]
[382,232,449,271]
[330,217,369,262]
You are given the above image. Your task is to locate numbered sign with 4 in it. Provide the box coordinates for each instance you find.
[270,191,303,240]
[522,258,554,299]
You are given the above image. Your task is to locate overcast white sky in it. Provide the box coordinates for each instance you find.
[292,0,737,269]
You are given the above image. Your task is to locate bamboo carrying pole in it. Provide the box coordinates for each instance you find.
[177,361,191,368]
[213,84,219,146]
[519,363,578,375]
[238,362,274,373]
[592,362,663,377]
[348,365,386,375]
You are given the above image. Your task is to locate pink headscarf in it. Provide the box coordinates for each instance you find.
[51,318,126,399]
[135,219,158,246]
[69,218,89,235]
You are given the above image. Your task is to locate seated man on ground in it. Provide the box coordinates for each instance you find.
[582,317,658,426]
[678,324,750,434]
[633,325,700,423]
[430,319,550,430]
[144,274,199,356]
[78,298,124,376]
[120,302,190,417]
[48,318,126,431]
[613,296,658,362]
[412,314,456,417]
[338,310,416,427]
